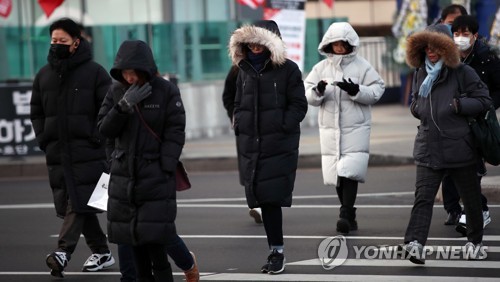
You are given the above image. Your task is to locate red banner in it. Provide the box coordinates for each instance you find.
[323,0,334,9]
[0,0,12,18]
[38,0,64,18]
[237,0,265,10]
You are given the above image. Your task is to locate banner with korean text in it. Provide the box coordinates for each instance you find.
[263,0,306,71]
[0,83,42,157]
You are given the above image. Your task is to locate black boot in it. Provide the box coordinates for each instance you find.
[336,206,357,234]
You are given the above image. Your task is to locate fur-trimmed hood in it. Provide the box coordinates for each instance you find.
[228,20,287,67]
[406,28,460,68]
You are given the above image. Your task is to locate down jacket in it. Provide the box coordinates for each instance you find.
[229,21,308,208]
[98,40,185,245]
[30,39,111,217]
[465,39,500,109]
[304,22,385,186]
[407,28,492,169]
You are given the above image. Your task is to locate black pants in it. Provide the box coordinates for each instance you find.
[442,176,489,213]
[119,235,194,281]
[405,164,483,245]
[261,205,283,248]
[336,177,358,208]
[133,244,173,282]
[118,244,136,282]
[57,200,109,255]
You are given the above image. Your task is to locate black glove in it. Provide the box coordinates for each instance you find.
[315,80,327,96]
[118,83,152,113]
[337,78,359,96]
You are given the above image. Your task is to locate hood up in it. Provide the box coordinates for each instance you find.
[318,22,359,57]
[406,28,460,68]
[110,40,158,83]
[228,20,287,67]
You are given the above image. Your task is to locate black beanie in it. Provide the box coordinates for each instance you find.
[49,18,81,39]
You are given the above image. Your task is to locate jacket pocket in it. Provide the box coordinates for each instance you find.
[440,128,475,163]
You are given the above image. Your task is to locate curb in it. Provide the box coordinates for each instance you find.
[0,153,419,178]
[1,154,498,203]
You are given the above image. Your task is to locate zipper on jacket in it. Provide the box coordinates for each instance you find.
[274,81,278,105]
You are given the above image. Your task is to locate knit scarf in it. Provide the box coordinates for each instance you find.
[419,57,443,98]
[247,50,270,72]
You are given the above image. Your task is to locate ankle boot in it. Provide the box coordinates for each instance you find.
[336,206,357,234]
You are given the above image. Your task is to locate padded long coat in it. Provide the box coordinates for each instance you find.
[229,21,308,208]
[30,39,111,217]
[304,22,385,186]
[98,40,185,245]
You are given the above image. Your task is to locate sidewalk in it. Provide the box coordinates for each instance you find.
[1,104,499,202]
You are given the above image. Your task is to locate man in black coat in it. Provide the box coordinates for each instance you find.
[441,15,500,233]
[30,18,114,277]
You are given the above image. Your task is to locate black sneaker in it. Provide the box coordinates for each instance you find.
[46,251,69,278]
[444,211,461,225]
[455,223,467,237]
[260,261,270,273]
[82,251,115,272]
[266,249,285,274]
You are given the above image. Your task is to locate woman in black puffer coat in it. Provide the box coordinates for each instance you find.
[98,40,198,282]
[229,20,308,274]
[30,18,114,277]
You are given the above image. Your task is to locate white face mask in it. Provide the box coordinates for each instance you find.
[454,36,472,51]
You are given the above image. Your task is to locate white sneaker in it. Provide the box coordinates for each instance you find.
[82,252,115,272]
[463,242,487,260]
[458,213,466,225]
[458,211,491,228]
[249,208,263,224]
[483,211,491,228]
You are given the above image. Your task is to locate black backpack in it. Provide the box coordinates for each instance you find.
[455,65,500,166]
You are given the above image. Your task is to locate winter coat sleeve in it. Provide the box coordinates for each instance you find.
[160,84,186,173]
[233,73,242,136]
[486,55,500,109]
[30,72,46,151]
[97,83,130,138]
[349,64,385,105]
[283,63,308,132]
[90,66,112,145]
[304,64,326,107]
[456,65,492,116]
[222,66,239,119]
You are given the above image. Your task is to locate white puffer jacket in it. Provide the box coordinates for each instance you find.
[304,22,385,186]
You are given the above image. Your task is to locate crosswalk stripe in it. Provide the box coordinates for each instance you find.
[2,203,500,209]
[288,258,500,268]
[200,273,500,281]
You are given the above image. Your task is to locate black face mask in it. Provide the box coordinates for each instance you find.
[49,44,72,59]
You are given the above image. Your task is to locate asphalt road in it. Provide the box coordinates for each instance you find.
[1,165,499,282]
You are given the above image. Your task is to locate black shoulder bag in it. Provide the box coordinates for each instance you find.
[455,66,500,166]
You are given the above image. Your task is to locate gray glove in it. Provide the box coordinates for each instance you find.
[118,83,152,113]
